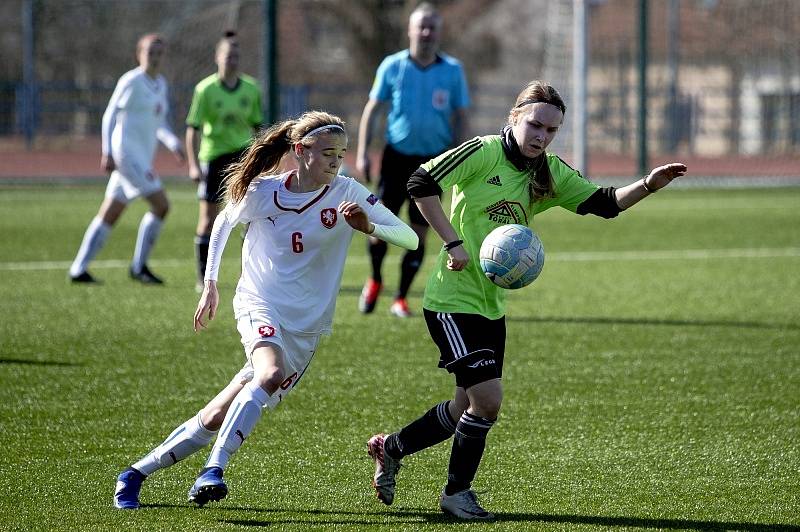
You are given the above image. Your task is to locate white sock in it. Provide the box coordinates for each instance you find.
[131,212,163,273]
[69,217,111,277]
[205,381,269,470]
[132,412,216,476]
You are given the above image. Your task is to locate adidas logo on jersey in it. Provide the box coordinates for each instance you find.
[486,175,502,186]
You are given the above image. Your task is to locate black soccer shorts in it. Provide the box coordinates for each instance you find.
[423,309,506,389]
[198,148,246,203]
[378,144,440,226]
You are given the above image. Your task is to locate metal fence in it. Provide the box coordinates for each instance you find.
[2,0,799,181]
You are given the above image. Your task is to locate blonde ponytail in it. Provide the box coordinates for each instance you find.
[223,121,295,203]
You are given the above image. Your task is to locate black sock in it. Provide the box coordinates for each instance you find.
[368,239,388,283]
[195,234,210,282]
[384,401,456,459]
[445,412,495,495]
[397,246,424,299]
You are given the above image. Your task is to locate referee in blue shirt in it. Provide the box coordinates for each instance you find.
[356,2,470,318]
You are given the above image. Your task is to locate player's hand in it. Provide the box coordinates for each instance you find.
[339,201,370,234]
[356,155,371,184]
[101,154,115,173]
[188,164,203,183]
[173,147,187,165]
[194,280,219,332]
[646,162,687,191]
[446,244,469,271]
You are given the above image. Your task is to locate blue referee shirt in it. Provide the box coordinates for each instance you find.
[370,50,470,157]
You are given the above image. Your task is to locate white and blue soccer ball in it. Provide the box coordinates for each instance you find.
[479,224,545,289]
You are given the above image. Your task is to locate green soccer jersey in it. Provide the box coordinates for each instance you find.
[186,74,263,162]
[421,135,599,319]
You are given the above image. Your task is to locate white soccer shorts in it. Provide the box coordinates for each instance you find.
[233,309,320,409]
[104,157,162,203]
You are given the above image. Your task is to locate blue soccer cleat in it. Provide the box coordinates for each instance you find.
[188,466,228,507]
[113,467,147,509]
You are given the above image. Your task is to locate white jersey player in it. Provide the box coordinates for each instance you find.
[102,66,180,202]
[113,111,418,510]
[212,171,409,335]
[69,33,185,285]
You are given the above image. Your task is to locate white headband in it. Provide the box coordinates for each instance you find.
[301,124,345,139]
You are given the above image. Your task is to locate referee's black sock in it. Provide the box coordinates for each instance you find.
[384,401,456,459]
[195,234,210,283]
[367,239,388,283]
[397,246,424,299]
[444,412,495,495]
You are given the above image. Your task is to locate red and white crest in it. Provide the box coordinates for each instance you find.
[257,325,276,337]
[320,208,337,229]
[432,89,450,110]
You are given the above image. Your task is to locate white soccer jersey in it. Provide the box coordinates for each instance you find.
[102,67,180,168]
[206,171,417,335]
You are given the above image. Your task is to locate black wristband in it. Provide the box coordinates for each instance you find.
[443,239,464,251]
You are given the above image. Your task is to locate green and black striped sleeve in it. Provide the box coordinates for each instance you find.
[407,137,485,198]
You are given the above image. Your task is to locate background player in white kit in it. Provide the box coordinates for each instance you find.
[69,33,185,285]
[113,111,418,509]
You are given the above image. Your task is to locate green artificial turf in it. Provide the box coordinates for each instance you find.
[1,184,798,531]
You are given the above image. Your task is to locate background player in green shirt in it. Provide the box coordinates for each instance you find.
[366,80,687,520]
[186,32,263,289]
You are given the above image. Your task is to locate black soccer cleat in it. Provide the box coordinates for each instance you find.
[70,271,100,284]
[129,264,164,285]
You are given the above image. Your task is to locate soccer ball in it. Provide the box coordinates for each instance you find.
[479,224,544,289]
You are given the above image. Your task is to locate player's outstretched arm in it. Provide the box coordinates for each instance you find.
[340,201,371,234]
[194,207,237,331]
[341,199,419,250]
[414,195,468,271]
[614,162,687,210]
[186,127,203,182]
[101,154,115,173]
[356,99,386,183]
[194,280,219,332]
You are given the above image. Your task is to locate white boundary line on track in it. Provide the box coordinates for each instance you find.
[2,248,799,271]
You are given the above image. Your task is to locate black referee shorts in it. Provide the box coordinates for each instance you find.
[198,148,247,203]
[378,144,440,226]
[423,309,506,389]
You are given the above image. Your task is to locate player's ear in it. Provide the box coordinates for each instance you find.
[293,143,304,158]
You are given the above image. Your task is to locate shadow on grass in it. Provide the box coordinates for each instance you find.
[338,285,796,330]
[0,357,81,366]
[142,504,798,530]
[219,508,800,530]
[494,512,800,531]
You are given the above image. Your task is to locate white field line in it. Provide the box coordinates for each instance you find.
[2,248,799,272]
[0,258,187,271]
[548,247,800,261]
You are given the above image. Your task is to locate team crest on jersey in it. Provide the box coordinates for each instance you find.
[257,325,276,337]
[320,208,337,228]
[485,200,528,225]
[432,89,450,110]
